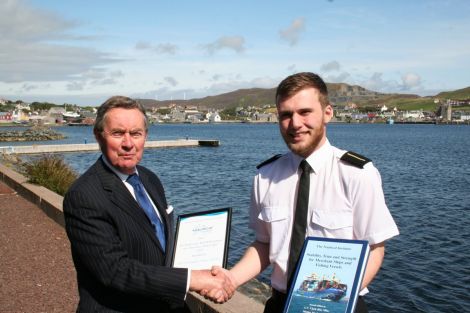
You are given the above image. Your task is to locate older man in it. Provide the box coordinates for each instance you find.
[64,96,233,312]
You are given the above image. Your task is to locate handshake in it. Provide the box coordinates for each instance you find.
[189,266,238,303]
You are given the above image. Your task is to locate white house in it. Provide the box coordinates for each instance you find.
[400,110,425,120]
[208,112,221,123]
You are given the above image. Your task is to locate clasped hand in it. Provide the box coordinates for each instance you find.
[190,266,237,303]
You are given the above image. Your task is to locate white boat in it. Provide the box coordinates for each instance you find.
[62,112,81,118]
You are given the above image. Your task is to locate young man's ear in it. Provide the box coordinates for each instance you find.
[323,105,334,123]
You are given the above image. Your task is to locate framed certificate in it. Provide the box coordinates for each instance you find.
[171,207,232,269]
[284,237,370,313]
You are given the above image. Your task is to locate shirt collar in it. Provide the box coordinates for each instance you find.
[101,155,138,182]
[289,139,332,174]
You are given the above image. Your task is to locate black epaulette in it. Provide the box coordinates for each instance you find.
[256,154,283,169]
[340,151,371,169]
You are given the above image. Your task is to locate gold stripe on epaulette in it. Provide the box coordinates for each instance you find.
[347,152,366,162]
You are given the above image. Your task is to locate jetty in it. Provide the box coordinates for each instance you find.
[0,139,219,155]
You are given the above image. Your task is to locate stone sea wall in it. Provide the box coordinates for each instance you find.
[0,127,65,142]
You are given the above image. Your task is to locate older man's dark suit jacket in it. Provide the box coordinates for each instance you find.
[63,157,188,313]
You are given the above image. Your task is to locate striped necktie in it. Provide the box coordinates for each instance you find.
[127,174,166,251]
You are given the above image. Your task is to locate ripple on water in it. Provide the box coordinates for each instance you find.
[5,124,469,312]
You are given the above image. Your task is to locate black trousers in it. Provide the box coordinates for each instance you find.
[263,289,368,313]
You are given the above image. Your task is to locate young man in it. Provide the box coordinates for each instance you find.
[64,96,234,312]
[210,72,399,313]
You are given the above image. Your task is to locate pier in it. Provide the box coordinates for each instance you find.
[0,139,219,155]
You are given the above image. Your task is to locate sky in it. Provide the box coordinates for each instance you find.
[1,0,470,106]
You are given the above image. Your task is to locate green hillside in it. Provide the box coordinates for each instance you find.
[385,97,438,111]
[138,88,276,110]
[435,86,470,100]
[137,83,470,112]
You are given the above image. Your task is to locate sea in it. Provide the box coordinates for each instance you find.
[2,123,469,313]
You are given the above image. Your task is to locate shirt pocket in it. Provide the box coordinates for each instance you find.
[258,205,289,222]
[311,209,353,238]
[258,206,290,257]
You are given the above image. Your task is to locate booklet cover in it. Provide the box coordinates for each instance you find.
[283,237,370,313]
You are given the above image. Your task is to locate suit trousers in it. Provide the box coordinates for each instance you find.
[263,289,368,313]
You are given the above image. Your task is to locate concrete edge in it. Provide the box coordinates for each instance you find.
[0,162,264,313]
[0,163,65,226]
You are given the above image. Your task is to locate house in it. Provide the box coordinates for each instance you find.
[208,112,221,123]
[0,112,12,122]
[351,113,368,121]
[170,108,186,122]
[12,109,30,122]
[400,110,425,120]
[252,113,278,122]
[15,102,31,111]
[48,107,67,123]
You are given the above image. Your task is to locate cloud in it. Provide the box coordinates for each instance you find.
[212,74,223,81]
[325,72,352,83]
[287,64,297,72]
[67,81,86,91]
[65,68,125,90]
[132,87,189,101]
[92,78,117,86]
[20,83,40,92]
[109,70,124,78]
[360,72,400,92]
[132,76,279,102]
[0,0,119,83]
[401,73,422,90]
[358,72,423,93]
[320,61,341,72]
[17,82,50,94]
[279,17,306,46]
[135,41,178,55]
[135,41,152,50]
[203,36,245,55]
[155,43,178,55]
[164,76,178,87]
[1,0,76,43]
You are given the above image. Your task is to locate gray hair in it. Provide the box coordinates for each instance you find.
[93,96,148,133]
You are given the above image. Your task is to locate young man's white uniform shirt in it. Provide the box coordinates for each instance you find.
[250,139,399,294]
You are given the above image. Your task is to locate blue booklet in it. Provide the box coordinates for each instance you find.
[283,237,370,313]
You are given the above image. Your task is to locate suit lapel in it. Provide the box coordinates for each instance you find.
[95,159,164,252]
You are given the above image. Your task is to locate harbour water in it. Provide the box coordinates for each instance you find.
[2,123,469,312]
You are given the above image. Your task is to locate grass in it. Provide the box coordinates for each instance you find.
[386,98,438,111]
[22,155,78,196]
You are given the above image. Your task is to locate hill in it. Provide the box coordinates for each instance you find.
[136,83,470,112]
[137,83,385,110]
[137,88,276,111]
[435,86,470,100]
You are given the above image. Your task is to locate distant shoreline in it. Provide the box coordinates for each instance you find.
[1,120,469,128]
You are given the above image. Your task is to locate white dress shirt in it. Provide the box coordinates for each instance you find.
[250,140,399,293]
